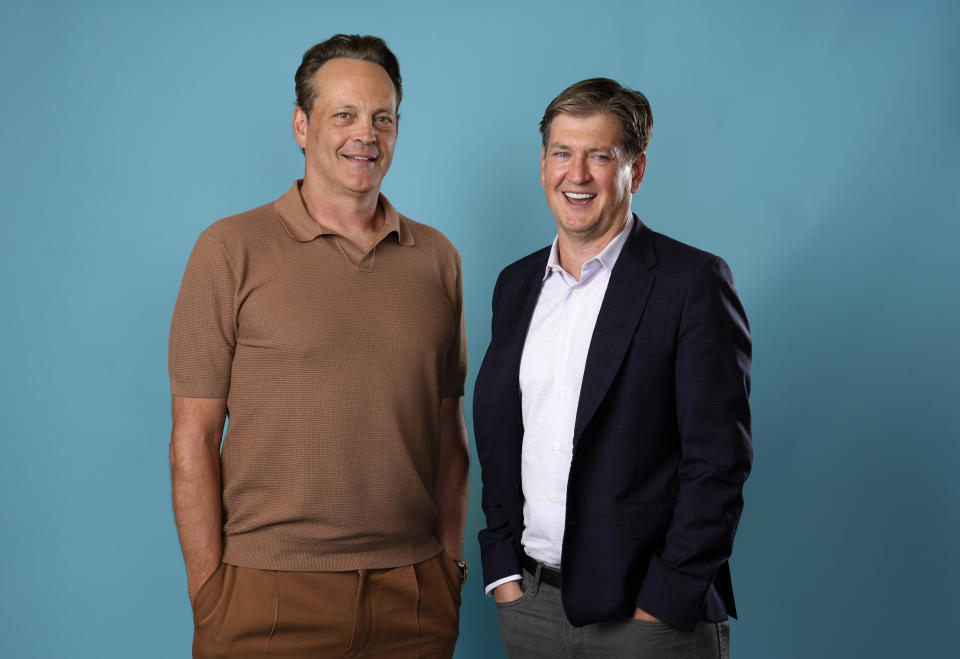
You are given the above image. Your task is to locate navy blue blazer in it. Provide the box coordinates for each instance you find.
[474,217,752,632]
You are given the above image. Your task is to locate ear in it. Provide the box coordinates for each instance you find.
[630,152,647,194]
[540,145,547,189]
[292,106,308,149]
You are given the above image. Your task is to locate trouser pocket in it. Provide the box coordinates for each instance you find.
[191,562,227,624]
[436,550,464,606]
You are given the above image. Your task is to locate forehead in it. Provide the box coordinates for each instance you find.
[548,112,623,149]
[311,58,397,109]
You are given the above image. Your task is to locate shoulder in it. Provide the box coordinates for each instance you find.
[497,245,552,285]
[198,200,279,248]
[647,225,719,267]
[400,215,462,264]
[641,223,733,283]
[484,245,551,311]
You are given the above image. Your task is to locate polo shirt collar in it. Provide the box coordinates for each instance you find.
[274,180,414,246]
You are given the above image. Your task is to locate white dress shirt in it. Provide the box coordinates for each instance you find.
[485,216,633,595]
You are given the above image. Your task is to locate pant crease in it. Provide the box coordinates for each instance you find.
[416,564,424,659]
[264,570,280,654]
[347,571,367,656]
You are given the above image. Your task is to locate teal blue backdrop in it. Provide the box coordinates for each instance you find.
[2,1,958,657]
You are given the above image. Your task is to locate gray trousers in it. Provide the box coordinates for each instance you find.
[496,565,730,659]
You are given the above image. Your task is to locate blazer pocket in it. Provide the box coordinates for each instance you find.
[625,501,675,539]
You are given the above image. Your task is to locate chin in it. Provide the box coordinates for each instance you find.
[344,178,381,194]
[558,216,597,234]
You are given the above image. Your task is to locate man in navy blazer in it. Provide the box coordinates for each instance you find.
[474,78,752,658]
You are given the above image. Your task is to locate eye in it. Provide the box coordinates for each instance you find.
[592,154,610,162]
[553,151,569,158]
[374,115,394,126]
[334,111,352,121]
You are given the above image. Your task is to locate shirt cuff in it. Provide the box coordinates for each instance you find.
[485,574,522,596]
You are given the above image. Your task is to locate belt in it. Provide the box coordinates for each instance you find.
[521,553,562,588]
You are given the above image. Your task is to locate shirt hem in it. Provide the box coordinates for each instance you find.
[222,535,443,572]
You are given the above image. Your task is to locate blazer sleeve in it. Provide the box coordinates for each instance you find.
[635,255,753,631]
[477,478,523,587]
[475,271,524,587]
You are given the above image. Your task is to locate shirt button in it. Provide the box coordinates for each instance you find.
[574,289,582,297]
[552,496,560,503]
[554,442,561,451]
[559,392,567,399]
[564,339,571,348]
[551,267,559,273]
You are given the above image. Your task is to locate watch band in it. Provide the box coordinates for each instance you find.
[454,559,468,584]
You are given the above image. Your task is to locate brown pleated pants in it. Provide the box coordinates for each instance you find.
[191,551,462,658]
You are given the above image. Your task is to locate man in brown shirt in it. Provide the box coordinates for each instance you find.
[169,34,469,657]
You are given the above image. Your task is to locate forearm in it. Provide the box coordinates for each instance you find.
[433,397,469,559]
[170,396,226,598]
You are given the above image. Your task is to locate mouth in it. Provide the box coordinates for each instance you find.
[342,154,378,163]
[563,192,596,207]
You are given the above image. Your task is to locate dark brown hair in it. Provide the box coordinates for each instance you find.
[295,34,402,117]
[540,78,653,157]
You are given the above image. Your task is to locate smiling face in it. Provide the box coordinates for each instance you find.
[293,57,398,198]
[540,112,646,245]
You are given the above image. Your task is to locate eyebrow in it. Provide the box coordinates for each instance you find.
[549,143,614,154]
[330,104,396,116]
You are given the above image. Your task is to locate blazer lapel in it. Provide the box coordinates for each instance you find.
[492,251,549,496]
[573,218,657,446]
[507,269,548,364]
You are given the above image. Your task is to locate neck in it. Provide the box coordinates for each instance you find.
[299,173,383,237]
[556,214,629,281]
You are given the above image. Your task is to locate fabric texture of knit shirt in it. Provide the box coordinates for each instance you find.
[169,181,467,572]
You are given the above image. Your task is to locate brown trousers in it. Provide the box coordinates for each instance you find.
[191,551,462,658]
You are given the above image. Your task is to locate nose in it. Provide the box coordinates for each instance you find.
[567,156,590,184]
[353,119,377,144]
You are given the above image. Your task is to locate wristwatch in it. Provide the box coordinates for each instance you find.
[453,559,468,584]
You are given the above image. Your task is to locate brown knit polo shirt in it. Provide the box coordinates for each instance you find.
[169,181,467,571]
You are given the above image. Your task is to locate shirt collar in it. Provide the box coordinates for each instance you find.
[542,214,635,281]
[273,180,415,246]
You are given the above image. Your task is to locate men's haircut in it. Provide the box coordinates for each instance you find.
[295,34,402,117]
[539,78,653,157]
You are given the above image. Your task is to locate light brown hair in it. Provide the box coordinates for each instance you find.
[540,78,653,157]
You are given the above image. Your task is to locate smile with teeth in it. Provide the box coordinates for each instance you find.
[344,154,377,161]
[563,192,597,206]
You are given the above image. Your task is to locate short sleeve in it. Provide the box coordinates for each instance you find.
[441,253,468,398]
[168,234,237,397]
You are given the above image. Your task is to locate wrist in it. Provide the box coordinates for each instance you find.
[453,559,467,584]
